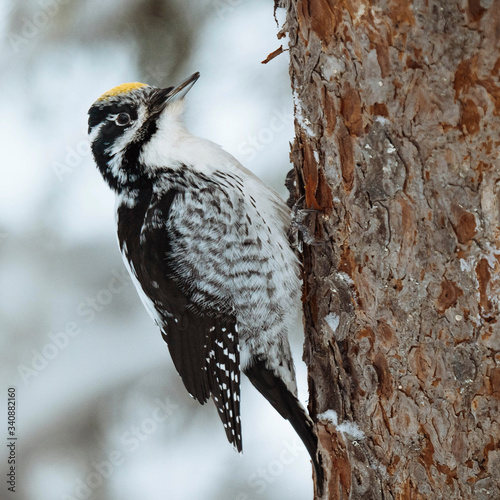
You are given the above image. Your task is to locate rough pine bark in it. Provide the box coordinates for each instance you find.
[278,0,500,498]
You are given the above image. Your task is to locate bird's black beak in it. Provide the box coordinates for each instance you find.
[152,72,200,114]
[169,72,200,100]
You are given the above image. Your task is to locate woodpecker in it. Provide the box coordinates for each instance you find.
[88,73,324,494]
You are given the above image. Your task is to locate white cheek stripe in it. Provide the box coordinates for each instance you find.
[105,125,140,157]
[88,122,105,143]
[108,153,127,184]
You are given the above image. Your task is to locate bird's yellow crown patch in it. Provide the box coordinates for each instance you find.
[97,82,148,101]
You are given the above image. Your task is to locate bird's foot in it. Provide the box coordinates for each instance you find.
[289,195,326,249]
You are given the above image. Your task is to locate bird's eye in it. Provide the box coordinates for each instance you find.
[115,112,131,126]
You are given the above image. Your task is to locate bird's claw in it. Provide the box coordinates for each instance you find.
[289,196,327,248]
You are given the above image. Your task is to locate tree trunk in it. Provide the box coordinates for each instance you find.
[279,0,500,498]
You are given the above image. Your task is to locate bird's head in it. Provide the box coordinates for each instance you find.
[88,72,200,193]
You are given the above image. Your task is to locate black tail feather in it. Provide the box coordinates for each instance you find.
[244,359,325,496]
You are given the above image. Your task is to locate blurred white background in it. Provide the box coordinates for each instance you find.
[0,1,314,498]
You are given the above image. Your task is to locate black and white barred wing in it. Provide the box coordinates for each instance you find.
[161,313,242,451]
[203,319,241,451]
[136,191,242,450]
